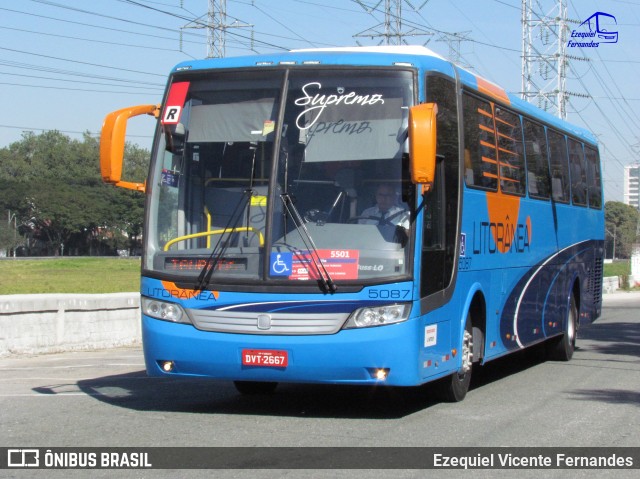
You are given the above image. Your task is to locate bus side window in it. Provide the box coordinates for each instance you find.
[523,120,550,200]
[547,130,570,203]
[585,147,603,209]
[462,93,497,191]
[495,107,525,196]
[568,138,587,206]
[421,75,460,298]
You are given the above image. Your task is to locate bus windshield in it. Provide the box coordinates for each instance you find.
[145,68,415,287]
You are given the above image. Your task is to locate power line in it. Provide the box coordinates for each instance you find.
[0,58,164,87]
[0,5,205,43]
[123,0,290,54]
[352,0,521,53]
[0,24,189,53]
[0,71,163,91]
[0,46,166,78]
[251,3,317,49]
[353,0,433,46]
[0,81,161,96]
[26,0,199,36]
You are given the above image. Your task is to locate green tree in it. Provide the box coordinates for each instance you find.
[605,201,640,259]
[0,131,148,256]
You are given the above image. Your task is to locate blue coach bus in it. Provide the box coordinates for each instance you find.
[100,46,604,401]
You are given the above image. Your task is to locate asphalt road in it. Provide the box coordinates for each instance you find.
[1,292,638,478]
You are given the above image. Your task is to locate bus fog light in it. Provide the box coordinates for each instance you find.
[142,297,189,324]
[373,368,389,381]
[344,304,411,329]
[160,360,175,372]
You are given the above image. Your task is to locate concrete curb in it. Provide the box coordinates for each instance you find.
[0,293,141,357]
[0,288,636,357]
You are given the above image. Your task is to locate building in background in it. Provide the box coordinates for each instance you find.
[624,163,640,209]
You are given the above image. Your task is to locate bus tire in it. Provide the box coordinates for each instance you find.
[546,293,577,362]
[437,313,473,402]
[233,381,278,395]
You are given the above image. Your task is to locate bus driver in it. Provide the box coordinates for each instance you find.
[359,183,409,228]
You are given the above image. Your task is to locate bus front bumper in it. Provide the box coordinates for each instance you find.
[141,315,422,387]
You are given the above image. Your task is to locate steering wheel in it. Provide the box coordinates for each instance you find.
[347,215,393,226]
[303,209,330,223]
[347,209,408,227]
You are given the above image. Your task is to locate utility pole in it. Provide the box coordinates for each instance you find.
[7,210,17,258]
[606,226,616,260]
[521,0,588,119]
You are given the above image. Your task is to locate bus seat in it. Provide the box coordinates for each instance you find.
[551,178,564,201]
[334,168,358,217]
[204,184,268,247]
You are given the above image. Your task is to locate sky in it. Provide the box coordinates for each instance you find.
[0,0,638,202]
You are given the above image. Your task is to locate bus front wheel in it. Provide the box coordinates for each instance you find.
[437,313,473,402]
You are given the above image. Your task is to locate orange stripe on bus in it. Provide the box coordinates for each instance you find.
[479,124,495,134]
[498,147,519,156]
[161,280,220,300]
[498,163,520,170]
[477,77,511,104]
[495,116,515,128]
[497,132,517,141]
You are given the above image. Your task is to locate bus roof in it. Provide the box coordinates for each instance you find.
[172,45,597,146]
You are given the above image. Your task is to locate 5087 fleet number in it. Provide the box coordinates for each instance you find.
[368,289,410,299]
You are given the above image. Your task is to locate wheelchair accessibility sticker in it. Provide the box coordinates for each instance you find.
[270,252,292,276]
[270,250,360,279]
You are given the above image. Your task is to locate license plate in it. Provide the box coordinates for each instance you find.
[242,349,288,367]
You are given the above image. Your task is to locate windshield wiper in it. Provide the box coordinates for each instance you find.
[280,193,337,293]
[196,188,253,291]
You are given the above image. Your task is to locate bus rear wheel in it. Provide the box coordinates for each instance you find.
[233,381,278,395]
[437,313,473,402]
[546,293,577,361]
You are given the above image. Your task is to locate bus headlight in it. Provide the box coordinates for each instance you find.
[343,304,411,329]
[141,297,189,324]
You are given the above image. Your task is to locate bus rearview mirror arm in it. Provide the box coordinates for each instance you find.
[100,104,160,193]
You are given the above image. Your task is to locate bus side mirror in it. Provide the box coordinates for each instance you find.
[409,102,438,192]
[100,104,159,192]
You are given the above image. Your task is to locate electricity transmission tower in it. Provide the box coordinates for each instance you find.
[520,0,588,119]
[353,0,433,46]
[353,0,471,68]
[436,31,472,68]
[183,0,253,58]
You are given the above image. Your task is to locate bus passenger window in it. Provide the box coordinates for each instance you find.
[523,120,550,200]
[462,93,497,191]
[585,147,603,209]
[495,107,525,196]
[547,130,570,203]
[568,138,587,206]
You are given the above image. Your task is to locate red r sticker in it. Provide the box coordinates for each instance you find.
[162,82,190,124]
